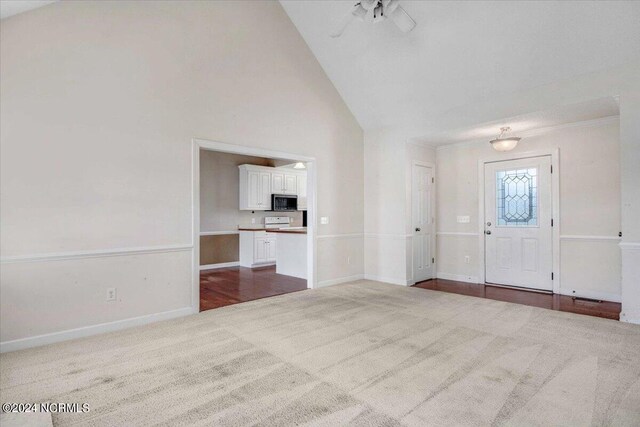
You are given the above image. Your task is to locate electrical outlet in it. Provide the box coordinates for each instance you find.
[107,288,117,302]
[251,218,256,224]
[464,256,470,264]
[320,216,329,225]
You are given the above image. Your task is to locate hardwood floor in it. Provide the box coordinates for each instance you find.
[413,279,621,320]
[200,266,307,311]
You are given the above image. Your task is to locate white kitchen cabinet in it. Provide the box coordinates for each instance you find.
[272,171,297,195]
[283,174,297,195]
[296,174,307,210]
[271,172,284,194]
[239,164,306,210]
[240,231,277,267]
[239,166,271,210]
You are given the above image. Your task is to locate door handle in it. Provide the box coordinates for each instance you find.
[485,230,492,235]
[415,227,421,232]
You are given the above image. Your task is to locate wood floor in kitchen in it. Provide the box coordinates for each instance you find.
[200,266,308,311]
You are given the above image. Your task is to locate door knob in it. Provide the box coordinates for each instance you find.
[415,227,421,232]
[485,230,492,235]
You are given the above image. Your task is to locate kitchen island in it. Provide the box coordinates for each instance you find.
[268,228,307,279]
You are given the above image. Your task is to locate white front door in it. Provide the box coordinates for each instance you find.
[412,164,435,283]
[484,156,552,291]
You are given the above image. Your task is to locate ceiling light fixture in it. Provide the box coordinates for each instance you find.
[489,127,521,152]
[293,162,306,169]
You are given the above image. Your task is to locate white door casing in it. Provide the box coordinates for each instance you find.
[412,163,435,283]
[484,156,552,291]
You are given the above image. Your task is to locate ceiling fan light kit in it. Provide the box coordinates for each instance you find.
[489,127,521,152]
[330,0,416,38]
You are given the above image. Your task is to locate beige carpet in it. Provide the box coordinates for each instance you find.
[2,280,640,426]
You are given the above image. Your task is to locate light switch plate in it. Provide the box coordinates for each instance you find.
[320,216,329,225]
[457,216,470,223]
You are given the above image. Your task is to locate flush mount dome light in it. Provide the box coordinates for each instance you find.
[490,127,521,152]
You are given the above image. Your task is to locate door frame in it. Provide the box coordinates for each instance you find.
[411,161,436,284]
[477,149,560,294]
[192,138,317,313]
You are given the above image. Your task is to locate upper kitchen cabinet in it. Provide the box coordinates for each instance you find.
[239,165,271,210]
[272,171,297,195]
[239,164,307,211]
[296,174,307,210]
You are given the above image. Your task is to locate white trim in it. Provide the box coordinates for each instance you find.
[200,230,239,236]
[435,116,619,151]
[436,272,480,284]
[620,315,640,325]
[477,148,561,294]
[0,244,193,264]
[560,235,620,242]
[200,262,239,271]
[0,307,194,353]
[193,139,317,301]
[316,274,364,288]
[364,233,412,239]
[619,242,640,249]
[364,274,411,286]
[557,288,621,303]
[316,233,364,240]
[436,232,479,237]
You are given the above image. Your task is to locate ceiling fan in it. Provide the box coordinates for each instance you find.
[330,0,416,38]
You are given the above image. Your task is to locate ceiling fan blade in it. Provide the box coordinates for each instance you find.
[390,5,416,33]
[330,12,355,38]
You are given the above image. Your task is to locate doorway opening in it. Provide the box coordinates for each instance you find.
[192,139,316,312]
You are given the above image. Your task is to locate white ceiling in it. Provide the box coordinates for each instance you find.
[0,0,56,19]
[281,1,640,140]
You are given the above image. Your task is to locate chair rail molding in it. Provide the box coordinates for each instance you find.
[0,244,193,264]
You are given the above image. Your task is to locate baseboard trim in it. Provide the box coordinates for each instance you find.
[436,272,480,284]
[363,274,411,286]
[200,262,239,270]
[619,314,640,325]
[557,288,621,303]
[315,274,364,288]
[0,306,195,353]
[200,231,239,236]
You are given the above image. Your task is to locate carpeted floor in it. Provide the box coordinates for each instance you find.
[2,280,640,426]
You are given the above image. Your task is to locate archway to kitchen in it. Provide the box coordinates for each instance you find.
[192,139,316,312]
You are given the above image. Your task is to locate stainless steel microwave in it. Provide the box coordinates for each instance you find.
[271,194,298,211]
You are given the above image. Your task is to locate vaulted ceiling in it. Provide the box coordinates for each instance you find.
[281,1,640,143]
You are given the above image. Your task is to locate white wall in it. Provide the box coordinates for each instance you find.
[435,119,622,300]
[619,82,640,323]
[363,130,436,286]
[0,1,363,350]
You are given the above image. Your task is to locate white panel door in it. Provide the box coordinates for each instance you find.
[259,172,272,209]
[412,164,434,283]
[484,156,552,291]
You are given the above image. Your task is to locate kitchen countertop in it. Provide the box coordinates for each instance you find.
[268,228,307,234]
[237,227,307,234]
